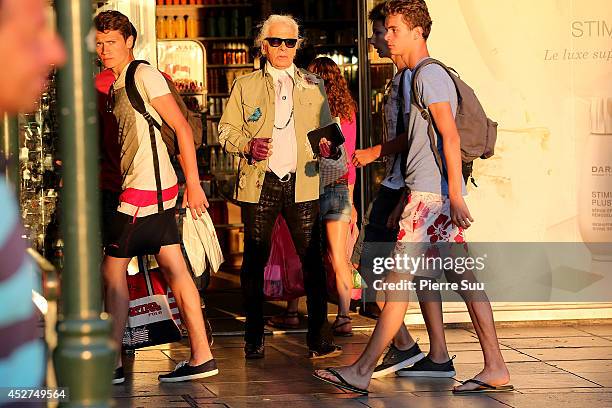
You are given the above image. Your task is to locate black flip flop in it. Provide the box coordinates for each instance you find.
[453,378,514,394]
[313,368,369,395]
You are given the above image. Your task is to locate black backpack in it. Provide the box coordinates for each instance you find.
[123,60,203,213]
[411,58,497,186]
[125,60,203,157]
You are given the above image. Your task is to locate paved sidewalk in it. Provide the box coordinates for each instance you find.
[113,324,612,407]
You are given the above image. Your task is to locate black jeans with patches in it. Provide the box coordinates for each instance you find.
[241,172,329,348]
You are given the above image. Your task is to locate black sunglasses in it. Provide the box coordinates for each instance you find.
[265,37,299,48]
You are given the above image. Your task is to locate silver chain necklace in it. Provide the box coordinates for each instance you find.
[274,107,294,130]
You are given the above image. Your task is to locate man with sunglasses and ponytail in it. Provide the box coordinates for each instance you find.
[219,14,342,360]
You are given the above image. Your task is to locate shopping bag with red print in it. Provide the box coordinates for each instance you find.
[263,215,305,301]
[122,256,182,350]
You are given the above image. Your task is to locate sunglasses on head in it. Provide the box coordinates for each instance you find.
[265,37,299,48]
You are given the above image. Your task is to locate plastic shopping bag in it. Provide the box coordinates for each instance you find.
[263,215,305,300]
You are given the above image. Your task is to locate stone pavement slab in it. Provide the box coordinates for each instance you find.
[500,336,612,349]
[367,377,459,394]
[514,387,612,394]
[409,328,479,343]
[471,326,591,339]
[124,357,178,373]
[113,395,193,407]
[364,394,509,408]
[216,396,368,408]
[454,361,566,376]
[577,373,612,387]
[450,349,538,363]
[577,325,612,337]
[203,379,347,398]
[548,359,612,374]
[518,346,612,361]
[488,391,612,408]
[494,372,601,389]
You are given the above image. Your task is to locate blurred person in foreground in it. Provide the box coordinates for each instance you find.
[0,0,66,400]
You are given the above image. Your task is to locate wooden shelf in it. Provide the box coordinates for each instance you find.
[313,43,357,48]
[208,92,229,97]
[157,4,252,10]
[303,19,356,25]
[207,114,222,119]
[179,91,205,96]
[196,37,251,42]
[207,64,252,69]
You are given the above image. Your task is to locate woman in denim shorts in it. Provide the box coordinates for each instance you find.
[268,57,358,335]
[311,57,358,336]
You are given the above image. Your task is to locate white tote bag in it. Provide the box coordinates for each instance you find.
[182,211,224,277]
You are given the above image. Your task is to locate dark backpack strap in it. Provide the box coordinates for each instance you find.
[125,60,164,213]
[410,58,453,182]
[125,60,162,130]
[389,68,409,179]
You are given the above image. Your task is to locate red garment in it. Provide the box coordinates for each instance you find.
[95,69,122,192]
[340,113,357,185]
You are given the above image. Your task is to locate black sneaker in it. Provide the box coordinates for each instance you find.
[112,366,125,385]
[244,339,265,359]
[397,355,456,377]
[372,342,425,378]
[158,359,219,383]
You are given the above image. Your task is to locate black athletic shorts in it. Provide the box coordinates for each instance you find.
[104,208,180,258]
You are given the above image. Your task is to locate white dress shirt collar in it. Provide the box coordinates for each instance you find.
[266,61,296,83]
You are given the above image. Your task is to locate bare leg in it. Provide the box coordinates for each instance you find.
[286,298,299,313]
[375,291,414,351]
[445,269,510,391]
[315,271,410,390]
[156,244,212,366]
[101,255,132,368]
[325,219,352,318]
[414,279,450,363]
[375,286,448,357]
[269,298,300,327]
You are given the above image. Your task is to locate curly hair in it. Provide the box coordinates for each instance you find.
[385,0,432,40]
[94,10,137,46]
[307,57,357,122]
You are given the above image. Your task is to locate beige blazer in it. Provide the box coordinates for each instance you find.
[218,66,334,204]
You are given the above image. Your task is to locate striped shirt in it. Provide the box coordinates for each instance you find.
[0,179,44,396]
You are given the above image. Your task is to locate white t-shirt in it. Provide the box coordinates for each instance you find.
[112,63,178,217]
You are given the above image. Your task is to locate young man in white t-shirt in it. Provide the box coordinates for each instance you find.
[94,10,216,384]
